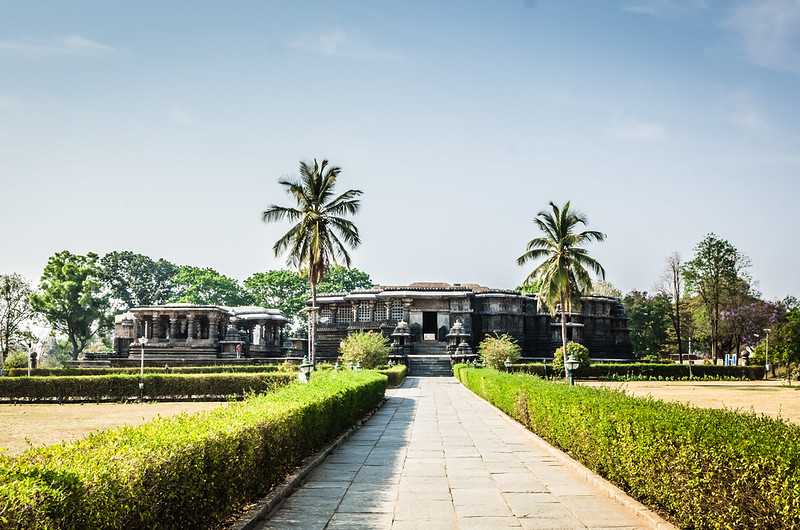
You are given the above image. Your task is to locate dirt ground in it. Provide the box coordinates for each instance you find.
[0,401,225,455]
[581,380,800,424]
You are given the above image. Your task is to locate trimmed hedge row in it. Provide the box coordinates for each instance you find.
[0,371,386,529]
[378,364,407,387]
[5,365,282,377]
[0,373,294,402]
[508,362,765,380]
[453,365,800,529]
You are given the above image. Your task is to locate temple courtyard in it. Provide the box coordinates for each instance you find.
[581,379,800,424]
[257,377,655,530]
[0,401,225,455]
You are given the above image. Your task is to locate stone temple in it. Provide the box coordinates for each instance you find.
[113,304,289,363]
[313,282,633,362]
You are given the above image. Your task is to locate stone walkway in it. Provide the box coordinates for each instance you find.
[258,377,650,529]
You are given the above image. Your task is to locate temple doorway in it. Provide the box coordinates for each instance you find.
[422,312,437,340]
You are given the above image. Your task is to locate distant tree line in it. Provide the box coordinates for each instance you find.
[1,250,373,363]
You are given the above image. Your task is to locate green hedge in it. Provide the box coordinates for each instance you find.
[508,362,765,380]
[5,365,282,377]
[378,364,407,387]
[453,365,800,529]
[0,373,294,402]
[0,371,386,529]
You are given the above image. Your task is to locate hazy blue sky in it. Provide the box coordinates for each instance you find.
[1,1,798,299]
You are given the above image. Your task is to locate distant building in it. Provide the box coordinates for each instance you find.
[312,282,632,361]
[113,303,289,362]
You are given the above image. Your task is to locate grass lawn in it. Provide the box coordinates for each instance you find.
[0,401,225,455]
[581,379,800,423]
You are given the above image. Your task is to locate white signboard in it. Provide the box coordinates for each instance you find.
[423,333,436,341]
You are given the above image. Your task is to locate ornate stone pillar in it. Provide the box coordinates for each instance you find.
[169,313,178,343]
[403,301,412,322]
[351,303,358,322]
[208,314,219,344]
[151,313,161,342]
[330,304,338,324]
[186,314,195,344]
[385,301,391,321]
[369,301,376,322]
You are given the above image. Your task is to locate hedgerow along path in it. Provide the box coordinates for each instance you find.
[258,377,653,530]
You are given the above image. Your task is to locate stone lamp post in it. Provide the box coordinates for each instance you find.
[565,353,580,386]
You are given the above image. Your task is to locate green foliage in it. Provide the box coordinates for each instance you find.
[750,306,800,366]
[0,372,293,402]
[244,269,308,322]
[377,364,407,387]
[508,362,764,380]
[318,265,373,293]
[0,273,36,364]
[0,371,385,529]
[453,365,800,529]
[590,280,622,298]
[171,266,252,306]
[623,290,672,358]
[99,251,179,310]
[1,350,29,370]
[339,331,390,369]
[517,201,606,317]
[30,251,110,359]
[4,365,282,377]
[478,333,521,369]
[551,341,591,374]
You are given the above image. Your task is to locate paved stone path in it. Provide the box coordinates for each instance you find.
[258,377,649,529]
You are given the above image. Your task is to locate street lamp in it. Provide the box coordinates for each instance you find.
[504,357,512,372]
[298,355,313,383]
[763,328,771,379]
[564,353,580,386]
[139,321,149,400]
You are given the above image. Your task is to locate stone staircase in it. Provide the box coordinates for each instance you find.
[409,341,452,376]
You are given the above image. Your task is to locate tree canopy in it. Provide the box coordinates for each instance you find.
[623,290,672,358]
[0,274,36,364]
[244,269,309,320]
[171,266,252,306]
[99,251,179,310]
[30,251,110,359]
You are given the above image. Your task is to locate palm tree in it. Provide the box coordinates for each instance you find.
[517,201,606,378]
[263,159,363,365]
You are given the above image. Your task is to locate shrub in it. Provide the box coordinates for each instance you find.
[339,331,390,369]
[377,364,407,386]
[0,371,386,529]
[453,365,800,529]
[507,362,765,380]
[551,342,591,374]
[478,333,521,369]
[2,351,29,370]
[5,365,281,377]
[0,372,293,402]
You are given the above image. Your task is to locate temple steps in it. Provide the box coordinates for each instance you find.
[408,355,453,377]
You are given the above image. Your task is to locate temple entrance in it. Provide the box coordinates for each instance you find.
[422,312,437,341]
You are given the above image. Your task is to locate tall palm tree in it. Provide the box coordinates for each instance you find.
[517,201,606,378]
[263,159,362,365]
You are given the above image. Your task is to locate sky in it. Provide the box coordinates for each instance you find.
[1,0,799,300]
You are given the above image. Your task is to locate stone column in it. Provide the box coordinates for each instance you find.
[208,314,219,344]
[330,304,338,324]
[186,314,195,344]
[169,313,178,343]
[352,303,358,322]
[369,301,376,322]
[151,313,161,343]
[403,301,412,322]
[385,301,391,321]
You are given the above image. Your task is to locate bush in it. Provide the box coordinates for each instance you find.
[507,362,765,380]
[453,365,800,529]
[0,372,294,402]
[339,331,390,369]
[551,342,591,374]
[2,351,29,370]
[478,333,521,369]
[377,364,407,387]
[0,371,386,529]
[5,365,282,377]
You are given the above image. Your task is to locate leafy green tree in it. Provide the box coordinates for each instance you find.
[552,341,591,373]
[244,269,309,321]
[0,274,36,365]
[517,201,606,376]
[339,331,389,369]
[683,234,750,362]
[623,291,672,359]
[318,265,373,293]
[99,251,178,310]
[171,266,252,306]
[262,159,363,364]
[478,333,521,369]
[30,251,110,359]
[590,280,622,298]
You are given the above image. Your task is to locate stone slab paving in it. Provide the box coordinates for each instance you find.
[258,377,650,530]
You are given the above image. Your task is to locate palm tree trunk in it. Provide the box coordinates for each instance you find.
[561,299,568,380]
[309,280,317,366]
